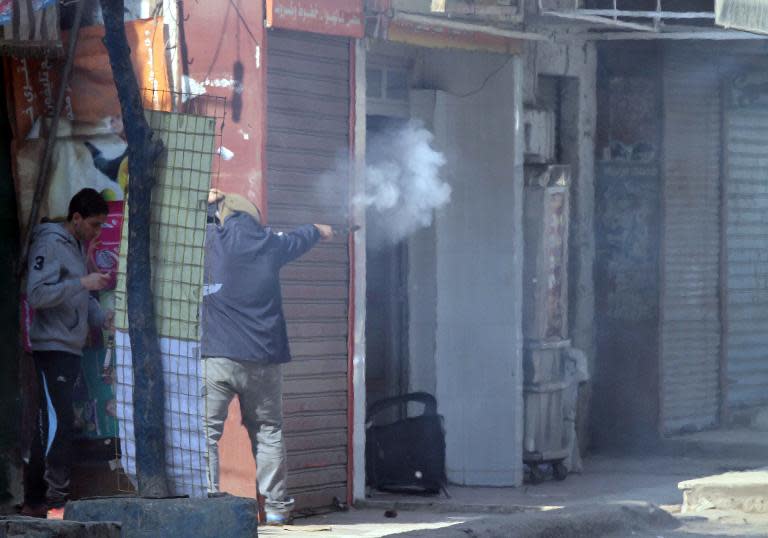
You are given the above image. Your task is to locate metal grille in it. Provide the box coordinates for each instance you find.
[0,0,61,57]
[267,29,351,512]
[724,86,768,411]
[660,48,721,434]
[113,90,225,496]
[538,0,716,32]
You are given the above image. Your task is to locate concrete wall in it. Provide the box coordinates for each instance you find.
[411,50,524,486]
[366,36,595,486]
[407,91,439,398]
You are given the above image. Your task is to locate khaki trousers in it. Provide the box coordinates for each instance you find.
[202,357,293,514]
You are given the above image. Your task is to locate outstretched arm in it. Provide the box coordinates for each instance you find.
[275,224,333,266]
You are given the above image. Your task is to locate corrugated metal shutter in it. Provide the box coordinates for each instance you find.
[724,83,768,410]
[266,29,350,510]
[660,49,721,434]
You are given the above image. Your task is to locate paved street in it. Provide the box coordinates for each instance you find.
[261,449,768,537]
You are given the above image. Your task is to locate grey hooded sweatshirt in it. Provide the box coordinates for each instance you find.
[27,222,105,355]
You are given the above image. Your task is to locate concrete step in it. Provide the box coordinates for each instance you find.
[679,469,768,514]
[660,428,768,462]
[66,495,259,538]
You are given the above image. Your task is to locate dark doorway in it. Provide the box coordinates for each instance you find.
[365,115,409,413]
[0,66,21,502]
[592,43,662,449]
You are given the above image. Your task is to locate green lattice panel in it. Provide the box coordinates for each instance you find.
[115,111,215,340]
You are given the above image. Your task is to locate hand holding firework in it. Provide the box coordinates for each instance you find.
[314,224,334,240]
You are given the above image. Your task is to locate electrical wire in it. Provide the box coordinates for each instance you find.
[453,56,513,98]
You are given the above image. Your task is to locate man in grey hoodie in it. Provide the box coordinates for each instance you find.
[21,188,113,518]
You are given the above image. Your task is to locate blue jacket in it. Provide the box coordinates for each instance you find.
[201,212,320,363]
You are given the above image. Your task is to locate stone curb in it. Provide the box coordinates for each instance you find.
[0,515,121,537]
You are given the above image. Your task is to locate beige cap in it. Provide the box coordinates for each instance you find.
[218,193,261,224]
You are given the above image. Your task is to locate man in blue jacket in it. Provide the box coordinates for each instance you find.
[201,189,333,525]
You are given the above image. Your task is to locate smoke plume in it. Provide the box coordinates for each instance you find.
[358,121,450,243]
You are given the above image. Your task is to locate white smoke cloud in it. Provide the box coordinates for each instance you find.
[357,121,450,243]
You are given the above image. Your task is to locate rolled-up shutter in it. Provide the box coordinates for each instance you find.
[660,47,722,434]
[267,29,351,511]
[724,72,768,411]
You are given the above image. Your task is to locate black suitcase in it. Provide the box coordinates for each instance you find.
[366,392,446,494]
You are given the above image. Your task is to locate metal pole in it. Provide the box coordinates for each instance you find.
[511,53,526,486]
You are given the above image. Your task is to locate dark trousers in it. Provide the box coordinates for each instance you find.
[24,351,81,508]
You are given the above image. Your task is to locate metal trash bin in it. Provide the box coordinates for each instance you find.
[523,339,570,483]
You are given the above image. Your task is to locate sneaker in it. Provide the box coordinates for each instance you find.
[264,511,292,526]
[19,504,47,518]
[46,507,65,520]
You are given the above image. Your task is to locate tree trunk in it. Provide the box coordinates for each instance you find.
[99,0,169,498]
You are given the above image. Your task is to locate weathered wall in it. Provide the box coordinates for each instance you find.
[178,0,267,501]
[411,50,524,486]
[407,90,438,399]
[524,38,597,451]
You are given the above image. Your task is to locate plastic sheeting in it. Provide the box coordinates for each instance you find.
[716,0,768,34]
[115,330,207,498]
[111,109,214,498]
[562,347,589,473]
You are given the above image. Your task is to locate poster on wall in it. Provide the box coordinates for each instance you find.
[9,18,170,440]
[6,17,169,235]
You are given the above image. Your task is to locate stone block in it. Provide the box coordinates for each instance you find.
[679,469,768,514]
[65,495,258,538]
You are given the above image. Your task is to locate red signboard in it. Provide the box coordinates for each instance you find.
[267,0,364,38]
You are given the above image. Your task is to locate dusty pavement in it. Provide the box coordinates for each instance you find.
[603,510,768,537]
[260,453,768,537]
